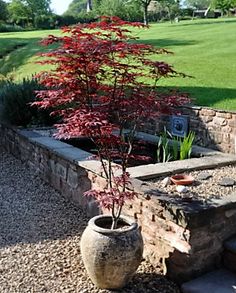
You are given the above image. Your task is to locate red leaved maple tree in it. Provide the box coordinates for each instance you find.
[34,16,190,229]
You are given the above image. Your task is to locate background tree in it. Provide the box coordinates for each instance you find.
[97,0,128,19]
[64,0,143,22]
[0,0,8,22]
[159,0,181,22]
[64,0,183,24]
[7,0,53,27]
[64,0,87,16]
[147,0,181,23]
[183,0,212,9]
[24,0,51,15]
[7,0,31,26]
[22,0,52,26]
[34,14,57,29]
[184,0,236,15]
[135,0,152,25]
[125,0,143,21]
[212,0,236,15]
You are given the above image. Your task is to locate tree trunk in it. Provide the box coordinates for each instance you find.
[87,0,92,12]
[204,5,211,17]
[143,4,148,25]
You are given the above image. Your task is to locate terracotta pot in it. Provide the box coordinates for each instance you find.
[80,215,143,289]
[170,174,194,185]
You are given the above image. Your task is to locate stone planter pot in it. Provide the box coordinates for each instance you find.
[80,214,143,289]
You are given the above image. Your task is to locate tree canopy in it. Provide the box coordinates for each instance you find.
[183,0,211,9]
[184,0,236,10]
[213,0,236,14]
[63,0,87,16]
[7,0,31,23]
[7,0,51,23]
[0,0,8,21]
[24,0,52,15]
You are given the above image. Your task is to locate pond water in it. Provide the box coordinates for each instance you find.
[61,137,198,167]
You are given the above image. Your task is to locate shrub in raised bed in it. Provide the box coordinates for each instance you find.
[33,16,190,228]
[0,78,56,127]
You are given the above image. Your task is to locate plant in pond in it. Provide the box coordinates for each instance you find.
[157,128,172,163]
[179,131,195,160]
[156,129,195,162]
[172,136,179,161]
[33,16,190,230]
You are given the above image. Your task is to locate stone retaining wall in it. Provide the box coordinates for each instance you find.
[1,123,236,283]
[0,125,102,216]
[143,106,236,154]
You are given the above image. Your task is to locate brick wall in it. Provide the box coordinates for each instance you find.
[142,106,236,154]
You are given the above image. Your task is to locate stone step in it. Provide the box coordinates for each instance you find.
[224,251,236,273]
[224,237,236,254]
[224,237,236,273]
[181,269,236,293]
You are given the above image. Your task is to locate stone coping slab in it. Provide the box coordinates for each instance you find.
[20,129,92,163]
[127,154,236,180]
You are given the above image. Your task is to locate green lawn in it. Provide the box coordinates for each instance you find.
[0,18,236,110]
[134,18,236,110]
[0,30,60,79]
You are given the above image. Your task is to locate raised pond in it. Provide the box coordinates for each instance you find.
[1,124,236,283]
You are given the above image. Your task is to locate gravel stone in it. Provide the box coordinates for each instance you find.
[0,148,179,293]
[218,177,235,187]
[176,185,188,193]
[161,177,171,187]
[197,172,212,181]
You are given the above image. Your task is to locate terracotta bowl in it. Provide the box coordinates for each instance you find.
[170,174,194,185]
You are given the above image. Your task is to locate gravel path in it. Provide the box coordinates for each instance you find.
[0,149,180,293]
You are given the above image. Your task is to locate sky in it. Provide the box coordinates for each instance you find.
[50,0,73,15]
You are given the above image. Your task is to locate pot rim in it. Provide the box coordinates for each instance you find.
[88,215,138,235]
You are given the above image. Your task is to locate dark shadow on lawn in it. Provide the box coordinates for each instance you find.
[177,18,236,27]
[0,37,54,76]
[134,38,197,48]
[157,86,236,109]
[1,37,196,76]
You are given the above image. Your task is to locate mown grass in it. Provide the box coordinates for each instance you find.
[0,30,60,79]
[0,18,236,110]
[133,18,236,110]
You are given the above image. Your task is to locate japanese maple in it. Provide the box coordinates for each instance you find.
[33,16,190,229]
